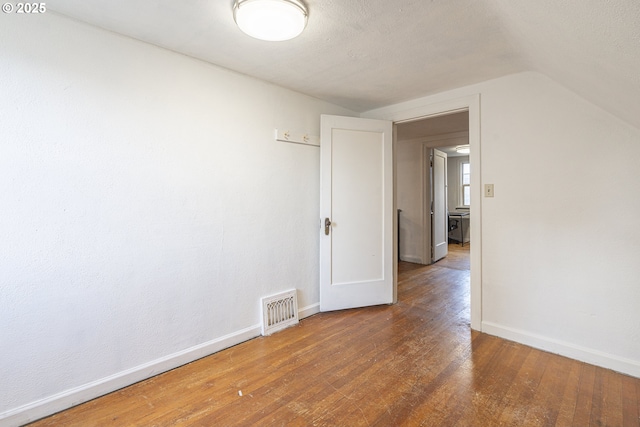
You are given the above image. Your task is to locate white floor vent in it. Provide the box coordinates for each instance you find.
[261,289,299,336]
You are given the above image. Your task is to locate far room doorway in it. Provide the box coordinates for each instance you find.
[396,110,471,267]
[381,94,480,329]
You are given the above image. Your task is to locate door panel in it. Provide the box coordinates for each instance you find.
[331,128,384,284]
[320,115,393,311]
[432,149,448,262]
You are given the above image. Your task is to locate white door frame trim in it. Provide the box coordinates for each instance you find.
[422,144,432,266]
[363,94,482,331]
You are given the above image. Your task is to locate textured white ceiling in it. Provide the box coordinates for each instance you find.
[47,0,640,128]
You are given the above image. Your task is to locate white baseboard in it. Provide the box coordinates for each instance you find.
[400,255,426,264]
[298,302,320,319]
[0,324,262,427]
[482,321,640,378]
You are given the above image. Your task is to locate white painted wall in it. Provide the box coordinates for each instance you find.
[396,141,427,264]
[365,71,640,377]
[0,13,354,424]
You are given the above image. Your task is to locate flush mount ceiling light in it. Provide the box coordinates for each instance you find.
[233,0,308,42]
[456,145,470,154]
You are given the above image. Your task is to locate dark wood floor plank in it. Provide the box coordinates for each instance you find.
[521,351,573,426]
[377,331,480,426]
[623,374,640,427]
[554,359,582,426]
[600,368,624,427]
[463,339,536,426]
[573,363,597,426]
[590,367,606,426]
[492,346,546,426]
[27,244,640,427]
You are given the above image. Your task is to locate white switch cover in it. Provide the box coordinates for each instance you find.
[485,184,494,197]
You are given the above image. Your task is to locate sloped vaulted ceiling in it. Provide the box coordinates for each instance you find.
[47,0,640,128]
[490,0,640,130]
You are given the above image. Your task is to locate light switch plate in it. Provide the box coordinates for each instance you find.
[485,184,494,197]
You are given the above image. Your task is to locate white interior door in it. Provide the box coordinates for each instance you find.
[432,149,448,262]
[320,115,394,311]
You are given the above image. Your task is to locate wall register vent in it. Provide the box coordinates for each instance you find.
[261,289,299,336]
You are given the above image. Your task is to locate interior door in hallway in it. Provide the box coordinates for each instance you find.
[431,148,448,262]
[319,115,394,311]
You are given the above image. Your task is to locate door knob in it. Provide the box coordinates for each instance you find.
[324,218,332,235]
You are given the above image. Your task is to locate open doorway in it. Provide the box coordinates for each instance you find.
[374,94,480,329]
[396,111,470,265]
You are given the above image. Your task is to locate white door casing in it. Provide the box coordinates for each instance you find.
[360,94,481,331]
[431,149,448,262]
[319,115,394,311]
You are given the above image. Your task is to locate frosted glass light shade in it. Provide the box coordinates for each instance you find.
[456,145,470,154]
[234,0,308,41]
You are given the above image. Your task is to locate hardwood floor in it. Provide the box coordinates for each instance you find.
[29,244,640,426]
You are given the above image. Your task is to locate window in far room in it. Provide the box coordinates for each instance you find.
[461,161,470,207]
